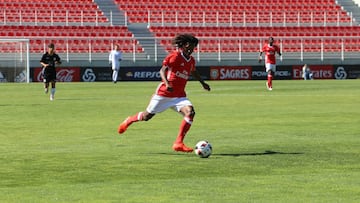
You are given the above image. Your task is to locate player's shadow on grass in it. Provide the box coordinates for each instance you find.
[0,104,43,106]
[215,150,303,157]
[154,150,303,156]
[57,98,103,101]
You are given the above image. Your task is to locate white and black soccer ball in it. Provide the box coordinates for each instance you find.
[194,140,212,158]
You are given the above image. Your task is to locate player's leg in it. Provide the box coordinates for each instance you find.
[171,97,195,152]
[267,70,273,90]
[265,64,270,90]
[271,64,276,88]
[50,81,56,100]
[112,69,118,83]
[265,63,274,90]
[49,70,56,100]
[43,71,49,94]
[118,95,167,134]
[118,111,155,134]
[172,105,195,152]
[44,81,49,94]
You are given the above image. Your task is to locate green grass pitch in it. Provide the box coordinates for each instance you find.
[0,80,359,202]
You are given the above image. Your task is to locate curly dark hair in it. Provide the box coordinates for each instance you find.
[172,34,199,48]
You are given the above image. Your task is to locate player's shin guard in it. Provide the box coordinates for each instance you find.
[175,116,193,143]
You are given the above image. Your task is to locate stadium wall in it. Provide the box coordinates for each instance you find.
[1,55,360,82]
[23,64,360,83]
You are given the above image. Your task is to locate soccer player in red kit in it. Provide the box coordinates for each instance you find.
[259,37,281,91]
[117,34,211,152]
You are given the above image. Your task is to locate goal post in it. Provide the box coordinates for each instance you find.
[0,39,30,83]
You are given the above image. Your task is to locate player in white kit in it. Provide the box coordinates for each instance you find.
[109,44,122,83]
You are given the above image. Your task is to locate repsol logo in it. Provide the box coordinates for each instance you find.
[133,71,161,79]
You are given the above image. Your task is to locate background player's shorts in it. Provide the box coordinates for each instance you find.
[265,63,276,72]
[43,68,56,83]
[112,64,120,71]
[146,95,193,114]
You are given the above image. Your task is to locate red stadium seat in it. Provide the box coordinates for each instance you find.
[114,0,352,25]
[0,25,144,53]
[0,0,108,25]
[149,26,360,52]
[0,0,358,54]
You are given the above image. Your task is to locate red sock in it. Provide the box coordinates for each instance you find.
[175,117,192,143]
[127,112,144,125]
[267,74,273,88]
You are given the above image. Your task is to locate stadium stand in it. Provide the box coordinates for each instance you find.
[114,0,352,26]
[0,0,143,54]
[0,0,108,25]
[0,25,143,53]
[0,0,358,61]
[113,0,358,55]
[149,26,360,52]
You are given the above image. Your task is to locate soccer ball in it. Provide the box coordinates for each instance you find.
[194,140,212,158]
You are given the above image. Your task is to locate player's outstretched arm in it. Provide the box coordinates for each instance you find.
[258,51,263,63]
[192,70,210,91]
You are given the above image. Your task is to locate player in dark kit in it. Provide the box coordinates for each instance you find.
[40,43,61,101]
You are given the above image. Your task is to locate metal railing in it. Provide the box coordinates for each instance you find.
[1,9,355,27]
[123,10,355,28]
[22,36,359,62]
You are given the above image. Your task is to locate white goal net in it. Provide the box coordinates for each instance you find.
[0,39,30,83]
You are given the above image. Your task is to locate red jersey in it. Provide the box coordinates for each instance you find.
[261,44,280,64]
[155,51,196,97]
